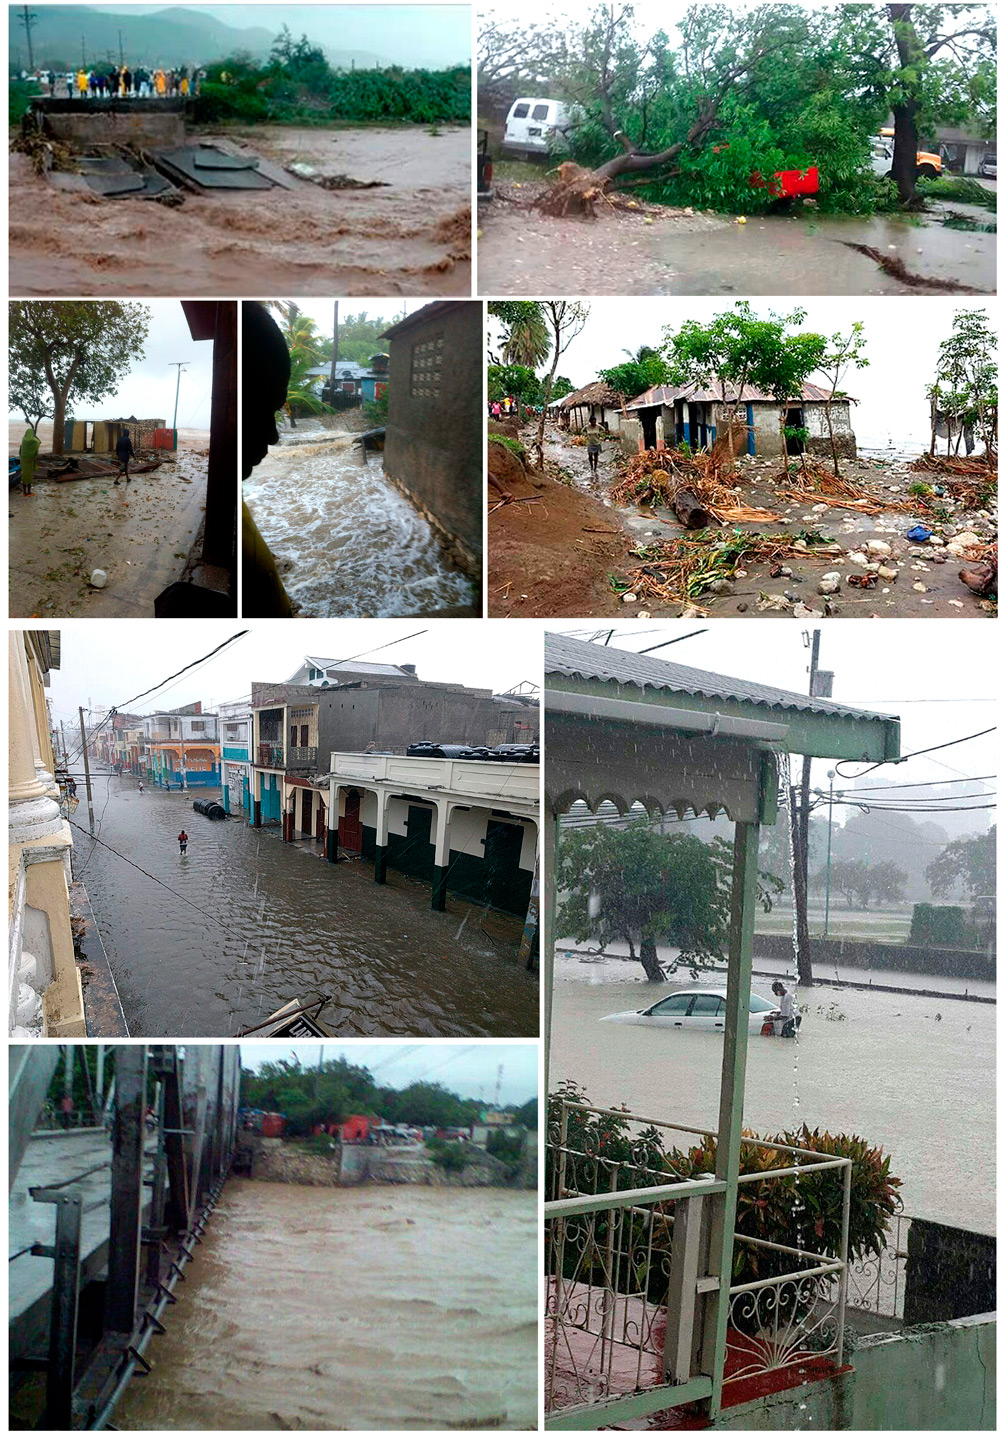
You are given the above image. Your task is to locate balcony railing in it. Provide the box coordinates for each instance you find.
[256,743,318,770]
[545,1099,850,1426]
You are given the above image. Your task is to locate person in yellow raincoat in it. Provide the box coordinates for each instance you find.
[154,68,166,97]
[19,427,40,495]
[76,69,88,99]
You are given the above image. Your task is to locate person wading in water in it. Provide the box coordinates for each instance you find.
[178,829,189,854]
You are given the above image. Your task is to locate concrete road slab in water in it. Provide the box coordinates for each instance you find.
[117,1183,537,1430]
[551,957,995,1234]
[74,772,537,1037]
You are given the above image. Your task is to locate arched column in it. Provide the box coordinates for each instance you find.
[8,635,63,846]
[373,787,389,883]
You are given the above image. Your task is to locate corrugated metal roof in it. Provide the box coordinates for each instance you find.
[626,379,843,410]
[545,633,893,723]
[301,656,412,677]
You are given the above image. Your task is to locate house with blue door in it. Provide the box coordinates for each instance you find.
[218,698,252,816]
[625,379,855,460]
[304,355,389,404]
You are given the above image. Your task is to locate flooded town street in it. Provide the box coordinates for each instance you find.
[74,771,537,1037]
[117,1182,538,1431]
[244,436,479,617]
[550,956,996,1234]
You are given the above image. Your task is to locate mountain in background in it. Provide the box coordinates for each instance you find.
[10,6,385,72]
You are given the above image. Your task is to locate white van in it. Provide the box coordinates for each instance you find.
[502,97,582,158]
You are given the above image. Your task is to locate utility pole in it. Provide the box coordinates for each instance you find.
[180,726,187,791]
[168,362,188,437]
[328,300,339,407]
[118,28,124,66]
[20,5,38,72]
[79,706,95,835]
[60,720,69,769]
[823,769,836,937]
[789,630,823,987]
[81,35,86,67]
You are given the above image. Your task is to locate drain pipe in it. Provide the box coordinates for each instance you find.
[90,1168,229,1430]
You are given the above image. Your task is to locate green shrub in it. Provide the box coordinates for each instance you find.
[9,79,41,130]
[910,903,970,948]
[917,175,997,211]
[427,1137,472,1172]
[363,391,389,426]
[489,433,526,457]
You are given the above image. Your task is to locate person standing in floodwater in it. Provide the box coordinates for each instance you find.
[114,428,136,484]
[178,830,189,854]
[585,419,604,475]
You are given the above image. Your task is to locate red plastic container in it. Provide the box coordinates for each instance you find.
[261,1112,287,1138]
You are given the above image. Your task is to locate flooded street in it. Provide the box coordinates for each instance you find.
[10,125,471,298]
[117,1182,537,1430]
[550,958,996,1233]
[479,193,995,296]
[244,437,479,617]
[74,772,537,1037]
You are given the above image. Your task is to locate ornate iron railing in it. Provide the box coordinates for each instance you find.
[545,1100,850,1423]
[846,1211,910,1321]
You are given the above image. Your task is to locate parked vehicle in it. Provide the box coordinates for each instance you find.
[501,97,582,158]
[478,129,493,199]
[978,154,997,179]
[870,133,942,179]
[600,987,781,1034]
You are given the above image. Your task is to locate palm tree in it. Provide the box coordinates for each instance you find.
[269,305,327,429]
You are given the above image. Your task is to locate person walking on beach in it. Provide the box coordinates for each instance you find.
[114,428,136,484]
[585,419,604,476]
[19,427,40,495]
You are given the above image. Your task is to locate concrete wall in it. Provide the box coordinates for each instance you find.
[904,1220,996,1323]
[318,684,538,753]
[715,1316,996,1430]
[383,302,483,577]
[753,932,995,982]
[36,98,185,149]
[619,418,642,455]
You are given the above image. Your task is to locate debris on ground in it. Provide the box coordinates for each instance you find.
[777,455,919,514]
[839,241,989,294]
[612,528,839,609]
[609,445,778,525]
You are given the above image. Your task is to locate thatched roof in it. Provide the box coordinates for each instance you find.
[560,380,627,409]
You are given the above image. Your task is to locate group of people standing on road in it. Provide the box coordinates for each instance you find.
[63,65,201,100]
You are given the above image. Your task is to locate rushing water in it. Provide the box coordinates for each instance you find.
[244,439,479,618]
[116,1183,538,1431]
[74,773,537,1038]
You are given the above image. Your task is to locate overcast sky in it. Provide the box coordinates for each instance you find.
[8,302,216,434]
[275,298,431,337]
[97,4,472,66]
[240,1039,538,1105]
[545,620,997,803]
[44,620,541,725]
[489,298,993,453]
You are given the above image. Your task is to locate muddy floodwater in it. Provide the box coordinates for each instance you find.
[551,956,996,1233]
[75,772,537,1037]
[244,437,479,616]
[479,191,996,296]
[10,126,470,297]
[117,1183,537,1430]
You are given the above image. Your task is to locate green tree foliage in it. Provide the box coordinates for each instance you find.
[9,301,151,455]
[556,821,783,981]
[488,363,544,405]
[194,45,470,125]
[318,309,402,364]
[598,353,670,396]
[829,857,907,909]
[479,2,995,213]
[662,301,826,406]
[269,302,327,426]
[926,830,997,898]
[928,308,998,460]
[551,376,576,401]
[488,301,552,368]
[426,1137,473,1172]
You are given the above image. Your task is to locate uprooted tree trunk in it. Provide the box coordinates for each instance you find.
[533,105,720,218]
[656,470,711,529]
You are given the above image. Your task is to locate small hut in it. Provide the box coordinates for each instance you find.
[559,381,628,434]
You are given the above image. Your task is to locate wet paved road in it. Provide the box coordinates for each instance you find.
[73,772,537,1038]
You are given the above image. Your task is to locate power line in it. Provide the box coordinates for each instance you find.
[835,725,997,780]
[844,775,995,792]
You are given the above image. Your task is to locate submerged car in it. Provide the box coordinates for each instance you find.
[600,987,781,1034]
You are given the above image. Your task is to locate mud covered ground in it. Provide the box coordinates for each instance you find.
[488,425,996,620]
[478,180,996,296]
[9,427,210,617]
[10,124,471,296]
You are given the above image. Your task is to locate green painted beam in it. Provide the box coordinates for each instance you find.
[548,676,901,764]
[546,1375,713,1429]
[545,1176,726,1219]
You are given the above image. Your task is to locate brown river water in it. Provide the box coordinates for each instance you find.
[117,1182,538,1430]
